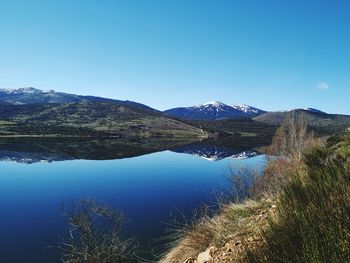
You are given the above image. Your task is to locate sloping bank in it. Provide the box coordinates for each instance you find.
[159,132,350,263]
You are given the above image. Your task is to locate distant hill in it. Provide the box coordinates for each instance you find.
[254,109,350,135]
[0,87,156,112]
[164,101,266,121]
[0,101,207,139]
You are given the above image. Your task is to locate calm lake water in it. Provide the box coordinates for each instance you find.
[0,139,267,262]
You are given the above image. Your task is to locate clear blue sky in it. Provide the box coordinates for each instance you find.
[0,0,349,113]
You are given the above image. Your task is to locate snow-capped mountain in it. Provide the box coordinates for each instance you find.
[164,101,266,121]
[0,87,81,104]
[0,87,51,95]
[0,87,156,112]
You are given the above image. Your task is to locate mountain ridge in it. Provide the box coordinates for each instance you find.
[0,87,157,113]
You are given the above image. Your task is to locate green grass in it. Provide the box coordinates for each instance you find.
[246,132,350,263]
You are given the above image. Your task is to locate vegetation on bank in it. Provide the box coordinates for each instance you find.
[247,132,350,262]
[160,113,350,263]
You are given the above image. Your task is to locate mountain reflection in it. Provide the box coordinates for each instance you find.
[171,144,259,161]
[0,137,196,164]
[0,136,264,164]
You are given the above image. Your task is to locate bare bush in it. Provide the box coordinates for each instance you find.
[253,112,324,199]
[56,198,137,263]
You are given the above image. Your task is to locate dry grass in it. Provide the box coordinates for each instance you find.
[159,200,275,263]
[226,164,262,202]
[251,157,299,199]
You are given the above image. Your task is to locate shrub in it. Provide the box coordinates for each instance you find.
[56,198,137,263]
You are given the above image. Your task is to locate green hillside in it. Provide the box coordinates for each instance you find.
[0,101,208,139]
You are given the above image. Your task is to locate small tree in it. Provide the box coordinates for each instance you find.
[253,112,323,199]
[57,198,137,263]
[269,111,309,159]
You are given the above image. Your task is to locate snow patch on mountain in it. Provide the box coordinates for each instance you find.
[0,87,43,94]
[304,108,326,114]
[232,104,264,115]
[202,101,227,107]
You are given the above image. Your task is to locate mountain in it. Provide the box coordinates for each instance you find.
[164,101,266,121]
[0,87,156,112]
[254,109,350,135]
[0,101,208,139]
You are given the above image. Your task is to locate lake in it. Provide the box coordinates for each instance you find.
[0,138,267,262]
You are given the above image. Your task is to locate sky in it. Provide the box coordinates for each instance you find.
[0,0,349,113]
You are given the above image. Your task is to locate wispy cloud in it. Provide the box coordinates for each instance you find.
[316,81,330,90]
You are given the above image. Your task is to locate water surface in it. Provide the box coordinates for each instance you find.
[0,138,266,262]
